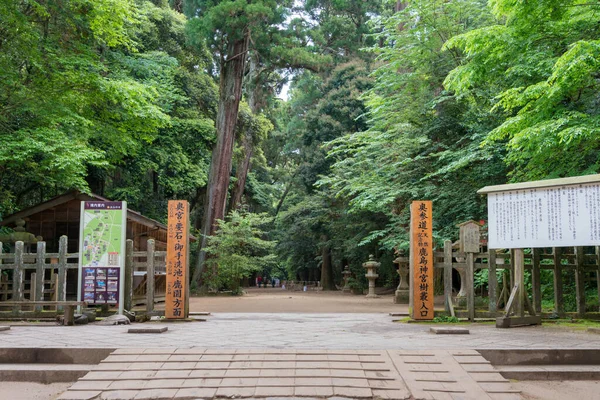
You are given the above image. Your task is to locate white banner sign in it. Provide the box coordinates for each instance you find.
[488,183,600,249]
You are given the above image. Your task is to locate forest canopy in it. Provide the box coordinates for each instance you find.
[1,0,599,289]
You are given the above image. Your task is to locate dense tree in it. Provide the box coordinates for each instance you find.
[444,0,600,180]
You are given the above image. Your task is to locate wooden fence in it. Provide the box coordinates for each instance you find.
[396,242,600,319]
[0,236,166,316]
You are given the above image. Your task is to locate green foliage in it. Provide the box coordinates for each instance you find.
[204,210,277,293]
[445,0,600,180]
[320,0,504,250]
[0,0,217,222]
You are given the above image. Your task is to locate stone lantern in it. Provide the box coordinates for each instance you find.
[393,249,409,304]
[362,255,380,298]
[0,218,41,251]
[341,265,352,293]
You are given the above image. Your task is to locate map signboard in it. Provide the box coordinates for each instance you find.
[479,175,600,249]
[78,201,126,314]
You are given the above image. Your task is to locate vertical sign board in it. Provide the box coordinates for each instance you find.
[166,200,190,319]
[78,201,127,315]
[410,201,434,320]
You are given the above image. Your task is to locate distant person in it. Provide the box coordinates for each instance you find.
[257,276,262,288]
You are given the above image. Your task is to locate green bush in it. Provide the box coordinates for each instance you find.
[204,210,277,293]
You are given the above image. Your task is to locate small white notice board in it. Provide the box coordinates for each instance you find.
[479,175,600,249]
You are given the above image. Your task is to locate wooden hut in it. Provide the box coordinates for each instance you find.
[0,191,171,253]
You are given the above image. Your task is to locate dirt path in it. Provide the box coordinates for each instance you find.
[188,287,411,313]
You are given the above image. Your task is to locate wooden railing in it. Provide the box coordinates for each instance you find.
[0,237,168,316]
[395,242,600,319]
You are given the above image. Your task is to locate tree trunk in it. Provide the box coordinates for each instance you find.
[396,1,407,12]
[320,235,334,290]
[229,135,253,213]
[193,37,249,285]
[228,56,262,213]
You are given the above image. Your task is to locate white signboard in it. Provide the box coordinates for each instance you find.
[487,183,600,249]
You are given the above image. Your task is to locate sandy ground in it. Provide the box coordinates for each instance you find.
[0,382,71,400]
[186,287,412,313]
[515,380,600,400]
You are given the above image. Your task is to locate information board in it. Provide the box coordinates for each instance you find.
[487,183,600,249]
[165,200,189,319]
[78,201,126,314]
[410,200,434,320]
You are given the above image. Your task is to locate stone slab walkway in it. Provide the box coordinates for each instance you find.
[58,348,520,400]
[1,313,600,350]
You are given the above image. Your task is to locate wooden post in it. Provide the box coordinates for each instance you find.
[124,240,134,311]
[575,246,586,317]
[34,241,46,312]
[57,236,68,312]
[488,250,497,313]
[443,240,452,314]
[596,246,600,312]
[514,249,525,317]
[553,247,564,316]
[0,241,2,296]
[0,242,4,302]
[531,248,542,314]
[146,239,155,313]
[30,273,36,303]
[12,241,24,314]
[466,252,475,321]
[509,249,515,290]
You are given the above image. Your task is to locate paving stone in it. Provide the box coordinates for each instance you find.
[101,390,140,400]
[69,380,113,391]
[294,386,334,397]
[254,386,295,397]
[128,327,168,334]
[371,389,411,399]
[188,369,227,378]
[118,371,157,380]
[220,377,259,387]
[215,387,256,398]
[143,348,176,354]
[257,377,295,386]
[333,386,373,398]
[167,354,201,362]
[144,379,184,389]
[259,368,295,377]
[153,370,190,379]
[107,380,148,390]
[174,388,217,399]
[181,378,222,387]
[331,377,369,387]
[58,391,101,400]
[82,371,123,381]
[112,349,143,355]
[133,389,178,400]
[295,377,332,386]
[162,362,196,370]
[135,355,171,362]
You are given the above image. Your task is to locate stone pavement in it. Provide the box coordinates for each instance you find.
[1,313,600,349]
[58,348,520,400]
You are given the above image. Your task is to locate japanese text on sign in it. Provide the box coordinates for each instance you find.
[487,183,600,249]
[166,200,189,319]
[411,201,434,320]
